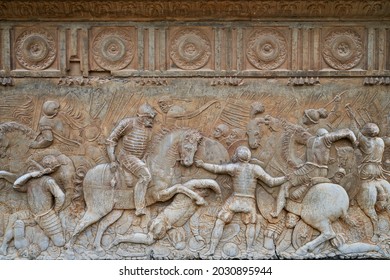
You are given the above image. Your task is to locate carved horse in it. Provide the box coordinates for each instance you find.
[247,116,353,255]
[66,128,229,250]
[356,174,390,238]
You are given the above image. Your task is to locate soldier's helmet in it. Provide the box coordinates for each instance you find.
[42,155,61,170]
[316,128,329,137]
[42,101,60,117]
[233,146,251,163]
[137,103,157,118]
[361,123,379,137]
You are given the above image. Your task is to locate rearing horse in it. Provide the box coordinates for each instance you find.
[66,128,221,250]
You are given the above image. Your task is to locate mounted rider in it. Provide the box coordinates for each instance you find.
[106,103,157,216]
[270,127,358,218]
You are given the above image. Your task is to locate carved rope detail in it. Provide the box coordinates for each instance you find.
[322,29,363,70]
[92,28,135,71]
[15,28,57,70]
[170,28,211,70]
[246,28,287,70]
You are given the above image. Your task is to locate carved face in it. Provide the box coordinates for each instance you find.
[140,115,155,128]
[246,119,262,149]
[179,130,202,167]
[213,124,229,139]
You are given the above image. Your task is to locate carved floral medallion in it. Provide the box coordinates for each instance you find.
[322,29,363,70]
[92,28,135,71]
[170,28,211,70]
[246,28,287,70]
[15,28,57,70]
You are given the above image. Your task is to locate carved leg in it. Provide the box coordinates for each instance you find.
[296,219,335,255]
[110,232,155,248]
[271,183,290,218]
[245,223,256,257]
[155,183,206,205]
[358,182,380,237]
[0,210,30,255]
[93,210,124,251]
[65,210,103,249]
[134,167,152,216]
[204,218,225,256]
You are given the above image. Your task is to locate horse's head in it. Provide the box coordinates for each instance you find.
[179,129,203,167]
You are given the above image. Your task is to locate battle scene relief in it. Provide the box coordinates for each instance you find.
[1,0,390,261]
[1,77,390,260]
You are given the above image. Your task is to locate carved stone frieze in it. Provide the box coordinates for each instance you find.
[169,28,212,70]
[322,28,364,70]
[14,27,57,70]
[1,0,390,262]
[0,1,390,21]
[91,27,135,71]
[246,28,288,70]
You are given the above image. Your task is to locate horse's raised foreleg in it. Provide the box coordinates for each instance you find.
[93,210,124,252]
[154,184,205,205]
[296,219,336,256]
[154,179,220,205]
[65,210,103,249]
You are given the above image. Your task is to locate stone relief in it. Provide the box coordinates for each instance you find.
[15,27,57,70]
[322,29,364,70]
[1,1,389,21]
[0,79,390,260]
[170,28,212,70]
[91,28,135,71]
[246,28,287,70]
[0,0,390,262]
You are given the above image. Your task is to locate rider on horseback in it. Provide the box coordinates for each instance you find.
[270,127,358,218]
[106,103,157,216]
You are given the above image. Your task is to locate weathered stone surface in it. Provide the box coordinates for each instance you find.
[0,0,390,260]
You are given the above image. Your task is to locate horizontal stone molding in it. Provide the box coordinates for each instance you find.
[0,0,389,21]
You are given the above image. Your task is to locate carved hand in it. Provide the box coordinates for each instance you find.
[110,161,118,173]
[195,160,204,168]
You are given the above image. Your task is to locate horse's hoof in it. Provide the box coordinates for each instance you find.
[0,247,7,256]
[195,198,207,206]
[203,249,215,257]
[295,248,307,256]
[109,240,120,249]
[95,246,106,257]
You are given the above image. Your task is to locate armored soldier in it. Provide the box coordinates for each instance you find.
[106,103,157,216]
[270,128,357,218]
[0,156,66,255]
[196,146,288,257]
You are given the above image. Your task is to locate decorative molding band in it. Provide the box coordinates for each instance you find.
[0,0,389,21]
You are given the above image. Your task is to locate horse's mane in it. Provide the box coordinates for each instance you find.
[0,121,36,138]
[150,126,202,154]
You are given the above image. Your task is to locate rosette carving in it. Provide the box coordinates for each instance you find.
[322,29,363,70]
[92,28,135,71]
[15,28,57,70]
[246,28,287,70]
[170,28,211,70]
